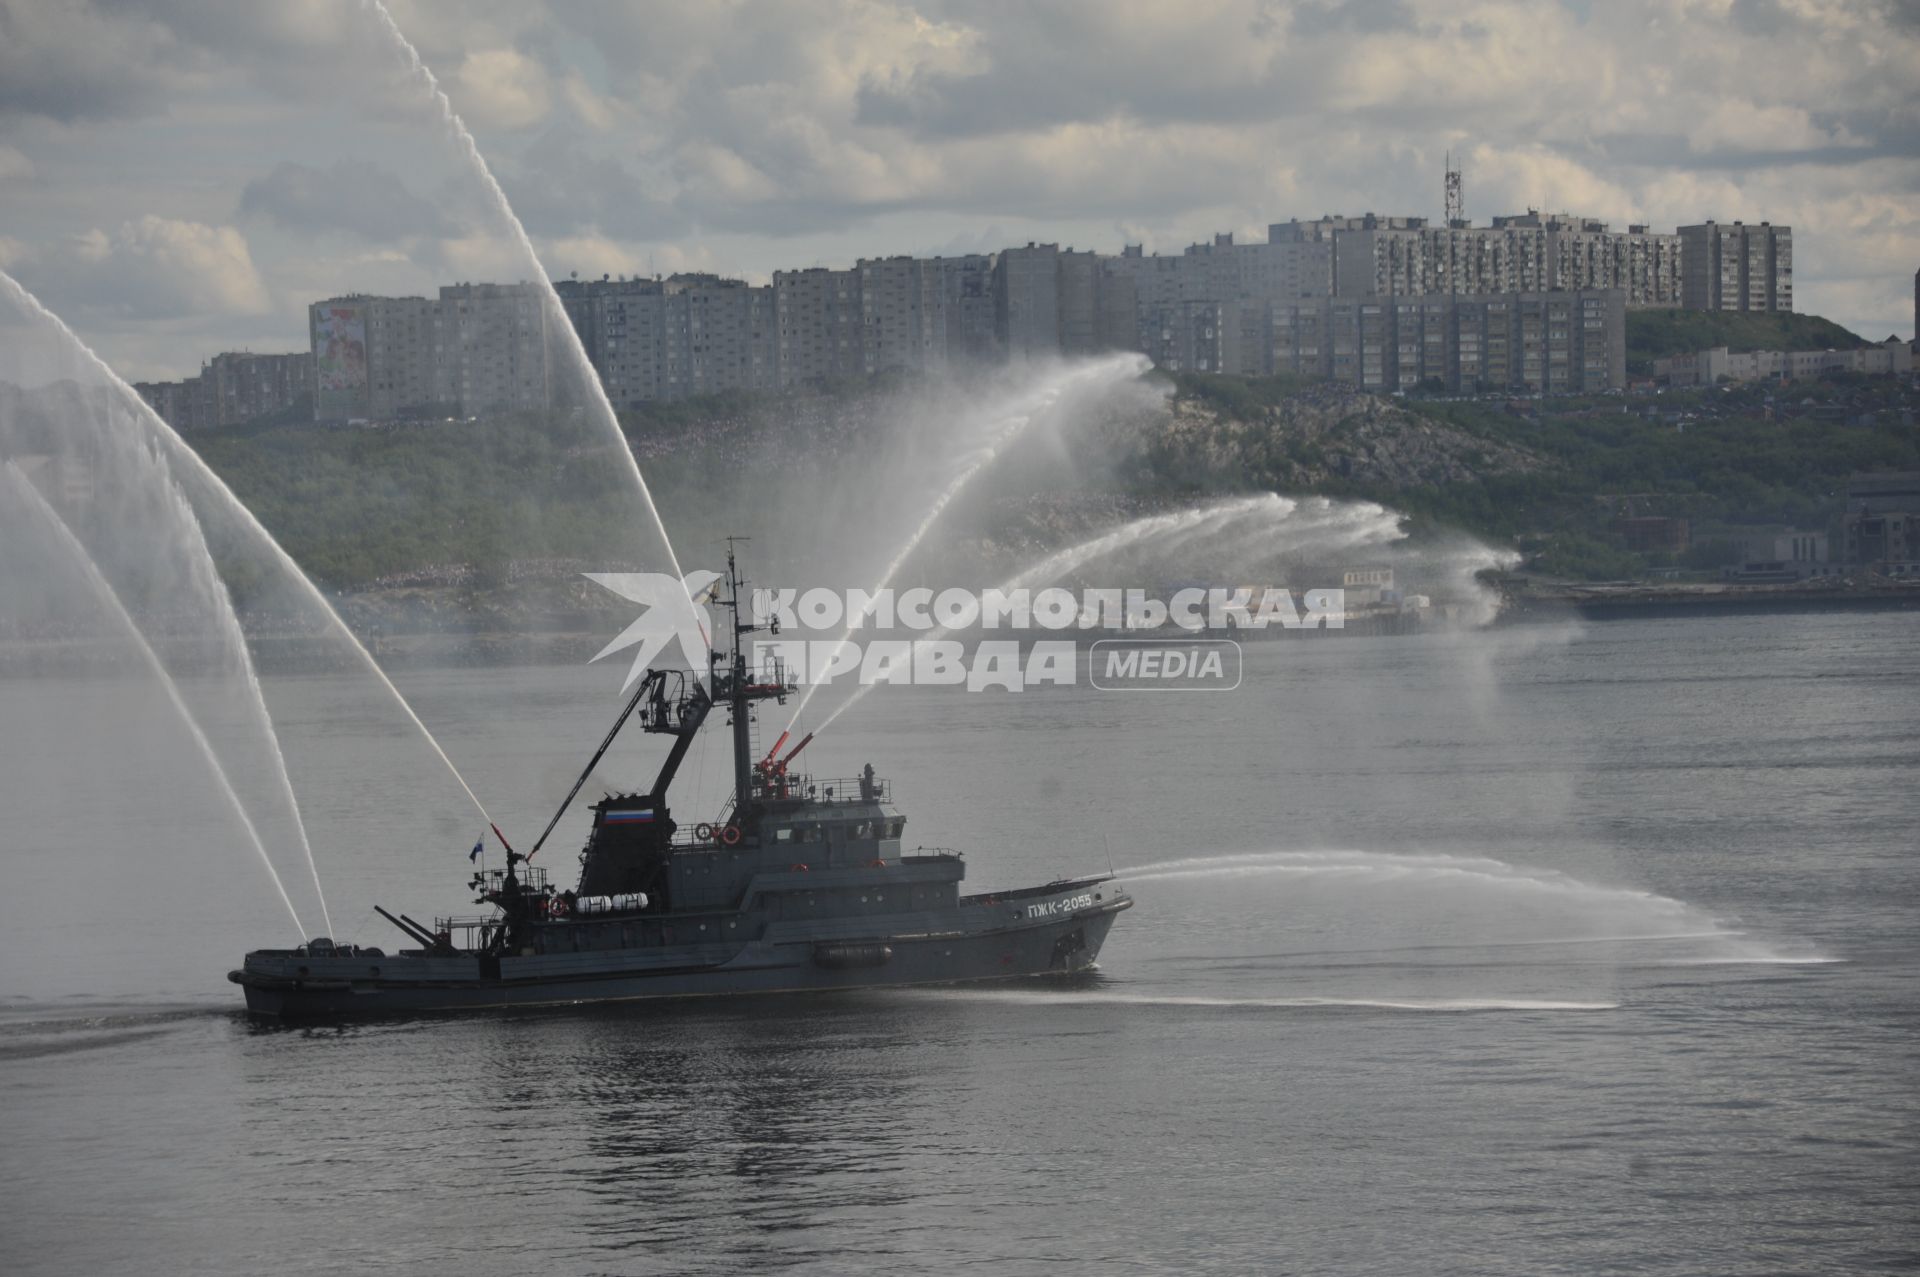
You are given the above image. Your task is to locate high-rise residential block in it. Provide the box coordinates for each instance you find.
[1263,289,1626,394]
[134,350,313,431]
[1679,221,1793,312]
[995,244,1063,361]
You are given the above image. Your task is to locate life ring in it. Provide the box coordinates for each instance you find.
[694,822,715,841]
[549,897,570,918]
[720,825,742,846]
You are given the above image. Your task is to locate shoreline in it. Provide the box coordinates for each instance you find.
[1497,581,1920,623]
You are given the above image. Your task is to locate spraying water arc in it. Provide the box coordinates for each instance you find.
[360,0,697,632]
[813,493,1409,734]
[0,268,497,835]
[812,493,1288,734]
[156,473,333,937]
[3,464,307,940]
[790,353,1149,734]
[1114,849,1827,963]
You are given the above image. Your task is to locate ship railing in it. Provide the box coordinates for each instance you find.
[469,865,549,894]
[752,772,891,803]
[806,775,890,803]
[430,915,502,953]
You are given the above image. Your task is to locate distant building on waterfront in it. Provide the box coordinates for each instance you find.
[1722,528,1835,582]
[1679,221,1793,313]
[134,349,312,431]
[1841,472,1920,568]
[1655,337,1911,386]
[1340,566,1397,606]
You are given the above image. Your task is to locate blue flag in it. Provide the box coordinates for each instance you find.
[469,837,484,863]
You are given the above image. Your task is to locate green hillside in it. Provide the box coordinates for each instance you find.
[1626,309,1868,373]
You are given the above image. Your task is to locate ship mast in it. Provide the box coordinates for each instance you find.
[716,538,787,824]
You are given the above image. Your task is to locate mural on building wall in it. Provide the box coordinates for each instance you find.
[313,304,366,417]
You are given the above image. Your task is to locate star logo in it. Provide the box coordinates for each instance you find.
[583,569,722,689]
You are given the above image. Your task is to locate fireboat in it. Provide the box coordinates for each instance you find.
[229,545,1130,1017]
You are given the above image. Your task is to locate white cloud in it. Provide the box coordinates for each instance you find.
[10,216,271,319]
[560,72,621,132]
[3,0,1917,356]
[0,145,33,180]
[449,48,551,131]
[1466,145,1639,225]
[1685,99,1858,154]
[543,233,643,280]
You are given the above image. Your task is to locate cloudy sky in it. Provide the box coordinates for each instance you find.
[2,0,1916,380]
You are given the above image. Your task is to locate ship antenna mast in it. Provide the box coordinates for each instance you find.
[722,537,760,819]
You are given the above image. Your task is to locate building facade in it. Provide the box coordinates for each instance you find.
[310,284,550,421]
[1262,289,1627,394]
[1841,472,1920,567]
[1285,212,1681,306]
[995,244,1064,361]
[134,350,313,431]
[1679,221,1793,313]
[773,268,865,387]
[1656,337,1911,386]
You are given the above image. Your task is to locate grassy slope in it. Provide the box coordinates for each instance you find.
[191,413,634,590]
[1626,310,1870,373]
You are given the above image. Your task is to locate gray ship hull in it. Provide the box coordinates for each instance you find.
[232,889,1127,1019]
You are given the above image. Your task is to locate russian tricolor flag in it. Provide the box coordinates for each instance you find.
[604,808,656,824]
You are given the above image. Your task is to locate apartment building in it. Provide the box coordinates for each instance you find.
[437,283,550,416]
[1264,289,1626,394]
[556,276,668,407]
[773,267,866,387]
[1286,212,1681,306]
[1679,221,1793,313]
[995,244,1064,361]
[134,350,314,431]
[557,274,779,406]
[309,283,550,421]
